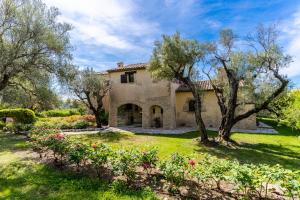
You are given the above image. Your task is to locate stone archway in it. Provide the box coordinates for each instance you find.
[150,105,163,128]
[117,104,142,127]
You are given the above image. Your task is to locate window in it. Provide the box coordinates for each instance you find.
[120,74,127,83]
[120,71,136,83]
[126,72,134,83]
[153,108,155,114]
[188,100,196,112]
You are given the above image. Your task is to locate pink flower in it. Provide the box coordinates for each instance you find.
[188,159,196,166]
[55,133,65,140]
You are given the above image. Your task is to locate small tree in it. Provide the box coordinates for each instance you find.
[202,25,289,142]
[0,0,71,92]
[149,33,209,144]
[64,67,110,128]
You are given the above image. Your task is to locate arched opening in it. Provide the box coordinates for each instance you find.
[117,104,142,127]
[150,105,163,128]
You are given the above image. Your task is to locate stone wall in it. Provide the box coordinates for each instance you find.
[107,69,176,129]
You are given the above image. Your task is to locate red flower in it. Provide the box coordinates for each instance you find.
[91,143,97,149]
[188,159,196,166]
[142,162,151,169]
[55,133,65,140]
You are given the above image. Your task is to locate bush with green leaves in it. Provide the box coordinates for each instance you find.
[0,108,36,124]
[111,148,141,183]
[44,133,70,165]
[73,120,89,129]
[280,170,300,200]
[89,143,113,178]
[159,153,188,192]
[204,156,233,190]
[27,133,300,199]
[0,121,5,129]
[68,142,90,171]
[139,147,159,175]
[39,109,81,117]
[231,164,259,197]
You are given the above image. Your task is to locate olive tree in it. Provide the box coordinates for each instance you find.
[148,33,210,144]
[0,0,71,91]
[202,26,289,142]
[63,67,110,128]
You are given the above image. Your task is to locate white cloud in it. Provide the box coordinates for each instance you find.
[282,7,300,77]
[42,0,159,50]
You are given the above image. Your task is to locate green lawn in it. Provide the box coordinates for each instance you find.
[0,121,299,199]
[70,123,300,171]
[0,133,157,200]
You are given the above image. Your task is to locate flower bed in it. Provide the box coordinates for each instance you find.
[28,127,300,199]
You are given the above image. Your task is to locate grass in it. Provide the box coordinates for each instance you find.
[0,120,299,199]
[0,133,157,200]
[70,122,300,171]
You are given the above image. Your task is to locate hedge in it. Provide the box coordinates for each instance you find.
[39,109,81,117]
[0,108,36,124]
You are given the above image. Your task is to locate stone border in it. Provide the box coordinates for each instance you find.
[63,125,278,135]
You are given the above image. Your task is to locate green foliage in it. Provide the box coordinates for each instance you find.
[34,115,95,130]
[73,120,89,129]
[0,121,5,129]
[112,148,141,182]
[140,147,159,174]
[159,153,187,191]
[27,129,300,199]
[89,143,112,178]
[0,108,36,124]
[280,170,300,199]
[232,164,258,196]
[39,109,81,117]
[60,67,110,128]
[0,0,72,92]
[149,32,204,81]
[68,142,90,170]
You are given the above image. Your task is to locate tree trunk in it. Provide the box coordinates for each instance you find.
[191,85,209,144]
[94,110,102,128]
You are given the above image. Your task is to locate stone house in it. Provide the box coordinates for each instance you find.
[101,62,256,130]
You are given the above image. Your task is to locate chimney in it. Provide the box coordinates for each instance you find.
[117,62,124,68]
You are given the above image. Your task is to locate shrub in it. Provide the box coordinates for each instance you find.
[100,110,108,125]
[232,164,258,197]
[44,133,70,165]
[280,170,300,199]
[139,147,159,175]
[0,108,36,124]
[39,109,81,117]
[68,142,90,171]
[159,153,187,192]
[73,120,89,129]
[203,156,233,190]
[89,143,112,178]
[0,121,5,129]
[112,148,141,183]
[29,127,61,137]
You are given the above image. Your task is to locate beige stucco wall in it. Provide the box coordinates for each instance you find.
[175,91,257,130]
[104,68,256,130]
[107,69,176,129]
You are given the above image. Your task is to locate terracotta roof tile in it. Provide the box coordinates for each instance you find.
[176,80,214,92]
[107,63,147,72]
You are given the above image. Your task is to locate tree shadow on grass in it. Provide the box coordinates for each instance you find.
[197,142,300,171]
[0,133,28,152]
[0,161,156,200]
[135,130,217,139]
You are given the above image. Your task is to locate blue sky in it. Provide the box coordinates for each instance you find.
[43,0,300,88]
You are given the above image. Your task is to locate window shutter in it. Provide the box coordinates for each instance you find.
[120,74,127,83]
